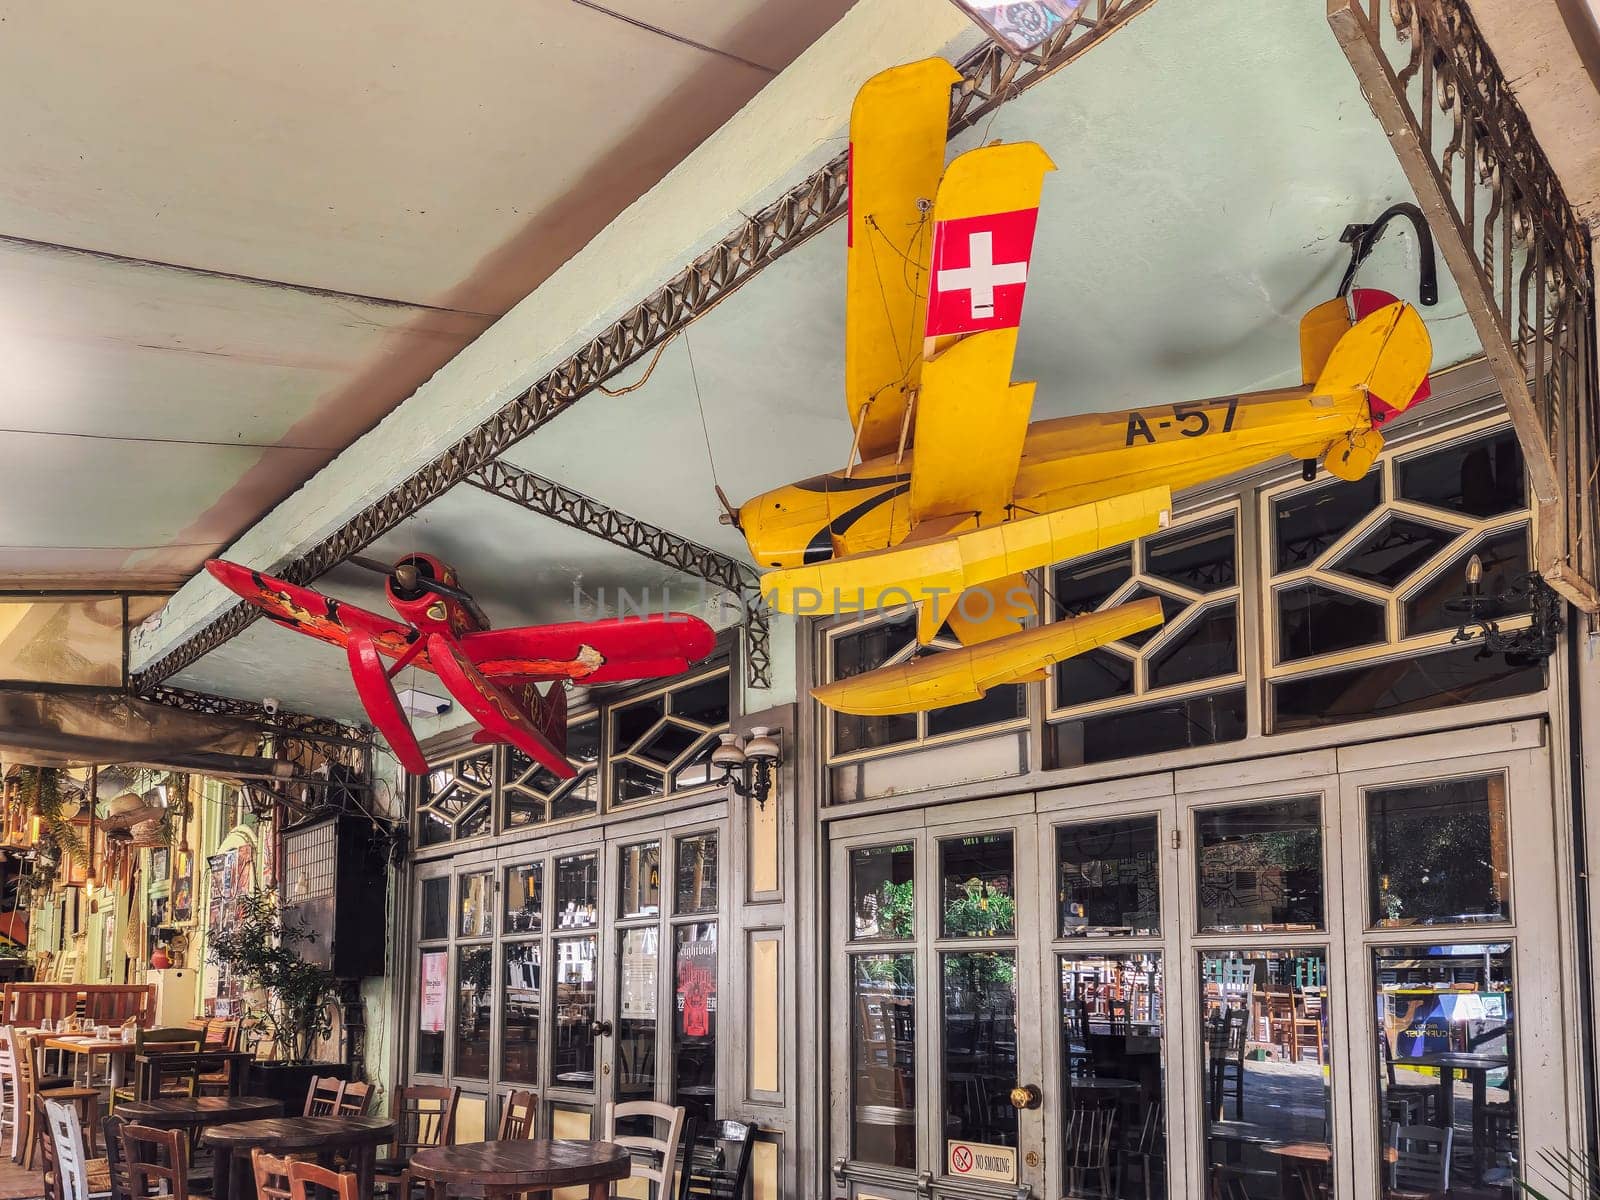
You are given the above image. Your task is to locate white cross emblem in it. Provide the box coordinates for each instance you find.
[936,230,1029,318]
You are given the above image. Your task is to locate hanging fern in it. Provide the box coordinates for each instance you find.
[17,766,86,871]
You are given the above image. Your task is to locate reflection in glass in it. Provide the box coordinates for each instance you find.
[1201,950,1331,1199]
[1274,471,1382,571]
[420,878,449,942]
[1057,647,1136,707]
[674,923,718,1128]
[454,945,493,1079]
[619,842,661,919]
[1058,818,1160,937]
[833,617,918,755]
[941,833,1015,938]
[1052,690,1247,768]
[925,681,1025,738]
[1373,943,1517,1197]
[1397,427,1526,518]
[555,853,598,929]
[1332,515,1456,587]
[942,951,1018,1149]
[851,955,915,1169]
[1368,775,1510,927]
[1147,602,1238,689]
[1146,516,1236,591]
[416,949,446,1074]
[1274,643,1545,733]
[675,834,718,915]
[552,719,601,820]
[1061,953,1165,1199]
[552,934,597,1089]
[504,863,542,934]
[1404,526,1531,637]
[851,844,915,940]
[1197,797,1323,933]
[501,942,540,1084]
[458,873,493,938]
[1277,583,1387,662]
[615,928,658,1107]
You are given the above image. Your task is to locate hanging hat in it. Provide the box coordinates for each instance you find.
[102,791,163,831]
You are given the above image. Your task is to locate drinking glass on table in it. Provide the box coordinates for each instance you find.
[40,1018,53,1033]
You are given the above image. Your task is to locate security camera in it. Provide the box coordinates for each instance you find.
[263,697,281,716]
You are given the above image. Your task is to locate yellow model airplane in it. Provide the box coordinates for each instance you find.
[730,59,1434,717]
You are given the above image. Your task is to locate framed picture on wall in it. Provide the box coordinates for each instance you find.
[150,847,171,883]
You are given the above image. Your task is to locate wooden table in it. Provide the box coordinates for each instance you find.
[201,1115,395,1200]
[1394,1051,1509,1175]
[409,1139,631,1200]
[117,1095,283,1130]
[42,1033,136,1088]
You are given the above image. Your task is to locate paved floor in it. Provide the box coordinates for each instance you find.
[0,1157,45,1200]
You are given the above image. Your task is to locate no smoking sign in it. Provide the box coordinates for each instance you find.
[945,1140,1017,1184]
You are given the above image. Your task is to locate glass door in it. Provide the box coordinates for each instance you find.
[1335,744,1572,1200]
[1039,788,1182,1200]
[830,810,1044,1199]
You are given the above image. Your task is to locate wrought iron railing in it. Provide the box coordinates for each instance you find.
[1330,0,1600,612]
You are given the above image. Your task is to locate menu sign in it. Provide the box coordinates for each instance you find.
[420,951,448,1034]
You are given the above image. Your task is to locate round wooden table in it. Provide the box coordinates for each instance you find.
[201,1115,395,1200]
[117,1095,283,1130]
[409,1139,630,1200]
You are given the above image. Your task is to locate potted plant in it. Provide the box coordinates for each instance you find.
[206,891,346,1107]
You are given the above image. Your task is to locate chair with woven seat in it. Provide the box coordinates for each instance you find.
[374,1084,459,1200]
[119,1121,191,1200]
[601,1100,684,1200]
[16,1030,100,1167]
[100,1116,129,1200]
[1206,1009,1248,1122]
[1378,1031,1437,1127]
[42,1098,110,1200]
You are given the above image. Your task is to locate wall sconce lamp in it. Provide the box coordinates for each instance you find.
[1447,553,1563,666]
[710,727,781,810]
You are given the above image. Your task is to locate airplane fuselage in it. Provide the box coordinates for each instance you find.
[738,384,1372,570]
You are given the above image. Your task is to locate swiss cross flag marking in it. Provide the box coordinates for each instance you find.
[926,206,1040,337]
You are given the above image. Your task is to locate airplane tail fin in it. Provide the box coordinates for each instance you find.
[1312,297,1432,419]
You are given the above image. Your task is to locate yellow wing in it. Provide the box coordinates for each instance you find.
[814,599,1164,716]
[908,328,1033,525]
[760,486,1171,616]
[845,58,959,461]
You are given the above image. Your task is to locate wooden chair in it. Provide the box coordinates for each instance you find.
[82,987,155,1029]
[497,1090,536,1140]
[1208,1164,1252,1200]
[16,1030,100,1167]
[1206,1009,1248,1122]
[5,985,79,1029]
[677,1119,754,1200]
[601,1100,685,1200]
[374,1084,459,1199]
[0,1026,21,1162]
[1291,989,1324,1065]
[1388,1122,1452,1193]
[304,1076,346,1117]
[253,1149,294,1200]
[100,1116,129,1200]
[336,1081,374,1116]
[111,1029,201,1108]
[289,1159,361,1200]
[42,1098,108,1200]
[119,1121,190,1200]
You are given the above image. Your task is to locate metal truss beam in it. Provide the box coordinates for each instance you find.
[465,459,770,688]
[1331,0,1600,612]
[132,0,1161,693]
[146,686,372,748]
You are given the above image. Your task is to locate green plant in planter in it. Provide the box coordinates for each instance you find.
[206,891,339,1066]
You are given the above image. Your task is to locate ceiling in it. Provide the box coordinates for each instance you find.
[154,0,1494,726]
[0,0,854,590]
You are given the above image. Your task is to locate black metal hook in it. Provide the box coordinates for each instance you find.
[1337,202,1439,307]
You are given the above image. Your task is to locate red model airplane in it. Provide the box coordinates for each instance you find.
[206,554,717,778]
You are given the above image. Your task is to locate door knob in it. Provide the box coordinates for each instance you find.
[590,1019,613,1038]
[1009,1084,1042,1110]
